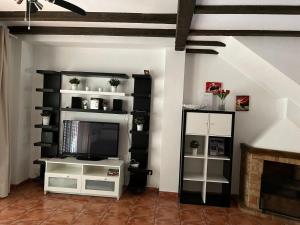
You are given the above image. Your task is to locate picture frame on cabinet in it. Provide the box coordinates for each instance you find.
[205,82,222,94]
[236,96,250,111]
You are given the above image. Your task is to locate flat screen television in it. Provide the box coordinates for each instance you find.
[62,120,119,160]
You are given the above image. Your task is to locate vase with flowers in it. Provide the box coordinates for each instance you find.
[216,89,230,111]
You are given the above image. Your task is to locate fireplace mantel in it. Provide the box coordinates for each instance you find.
[239,143,300,210]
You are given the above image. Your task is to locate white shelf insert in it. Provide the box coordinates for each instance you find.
[206,175,229,184]
[60,89,127,97]
[208,156,230,161]
[184,154,205,159]
[183,173,204,182]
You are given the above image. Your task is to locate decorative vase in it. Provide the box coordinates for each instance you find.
[111,86,117,92]
[218,99,226,111]
[42,116,50,126]
[192,148,198,156]
[137,124,143,131]
[71,84,78,90]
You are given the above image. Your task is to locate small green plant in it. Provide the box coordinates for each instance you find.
[69,78,80,85]
[109,78,120,87]
[41,111,51,117]
[134,117,144,125]
[190,140,199,148]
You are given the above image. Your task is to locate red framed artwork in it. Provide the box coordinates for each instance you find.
[236,96,250,111]
[205,82,222,94]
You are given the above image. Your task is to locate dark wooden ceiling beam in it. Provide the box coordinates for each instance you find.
[186,49,219,54]
[0,11,177,24]
[195,5,300,15]
[189,30,300,37]
[175,0,196,51]
[186,40,226,47]
[8,26,176,37]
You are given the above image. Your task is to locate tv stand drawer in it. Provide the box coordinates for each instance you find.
[82,176,119,197]
[45,173,81,193]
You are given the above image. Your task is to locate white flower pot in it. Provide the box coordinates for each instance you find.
[103,106,108,111]
[137,124,143,131]
[42,116,50,126]
[192,148,198,156]
[111,86,117,92]
[71,84,79,90]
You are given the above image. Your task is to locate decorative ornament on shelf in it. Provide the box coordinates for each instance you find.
[216,89,230,111]
[69,78,80,90]
[190,140,199,156]
[41,111,51,125]
[82,99,88,109]
[103,101,108,111]
[134,117,144,131]
[109,78,120,92]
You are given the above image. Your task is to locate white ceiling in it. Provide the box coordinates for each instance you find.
[2,0,300,43]
[0,0,178,13]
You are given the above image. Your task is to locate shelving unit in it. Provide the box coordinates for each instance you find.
[34,70,62,159]
[128,74,152,193]
[61,71,129,79]
[179,109,235,207]
[34,124,59,131]
[60,89,127,97]
[33,69,131,181]
[60,107,128,114]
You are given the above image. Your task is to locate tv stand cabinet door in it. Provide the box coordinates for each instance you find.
[45,173,81,194]
[81,176,119,198]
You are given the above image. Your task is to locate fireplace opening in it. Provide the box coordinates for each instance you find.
[260,161,300,219]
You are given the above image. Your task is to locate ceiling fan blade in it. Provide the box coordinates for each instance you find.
[16,0,24,4]
[52,0,86,16]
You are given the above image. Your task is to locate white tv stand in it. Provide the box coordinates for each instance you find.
[44,157,124,200]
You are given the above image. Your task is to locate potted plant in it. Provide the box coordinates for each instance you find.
[134,117,144,131]
[41,111,51,126]
[109,78,120,92]
[190,140,199,156]
[69,78,80,90]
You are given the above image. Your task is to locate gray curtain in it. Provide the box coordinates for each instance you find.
[0,27,10,198]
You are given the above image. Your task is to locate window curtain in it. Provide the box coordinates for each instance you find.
[0,27,10,198]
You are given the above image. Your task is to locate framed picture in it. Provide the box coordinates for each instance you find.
[209,137,225,156]
[236,96,250,111]
[205,82,222,94]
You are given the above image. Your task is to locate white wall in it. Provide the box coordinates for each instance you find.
[183,54,283,194]
[237,37,300,86]
[31,46,166,187]
[159,49,186,192]
[9,39,34,185]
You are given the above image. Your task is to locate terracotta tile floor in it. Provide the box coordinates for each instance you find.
[0,181,298,225]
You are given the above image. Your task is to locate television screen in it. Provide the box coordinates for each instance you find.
[62,120,119,160]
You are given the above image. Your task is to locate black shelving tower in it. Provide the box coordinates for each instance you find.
[128,74,152,193]
[33,70,61,179]
[34,70,62,158]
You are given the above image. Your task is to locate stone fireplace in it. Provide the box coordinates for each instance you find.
[240,144,300,219]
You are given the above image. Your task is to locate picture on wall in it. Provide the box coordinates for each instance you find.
[236,96,250,111]
[205,82,222,94]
